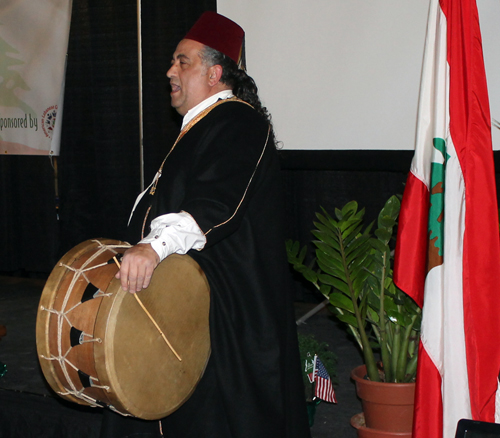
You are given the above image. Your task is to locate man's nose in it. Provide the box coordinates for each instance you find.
[166,65,176,78]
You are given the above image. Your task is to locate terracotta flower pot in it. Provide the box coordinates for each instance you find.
[351,365,415,434]
[351,413,412,438]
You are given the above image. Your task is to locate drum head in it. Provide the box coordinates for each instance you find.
[95,253,211,420]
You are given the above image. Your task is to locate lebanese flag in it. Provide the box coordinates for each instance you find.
[393,0,500,437]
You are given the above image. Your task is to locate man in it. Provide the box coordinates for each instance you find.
[107,11,310,438]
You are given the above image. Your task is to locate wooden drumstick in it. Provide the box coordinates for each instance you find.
[113,256,182,362]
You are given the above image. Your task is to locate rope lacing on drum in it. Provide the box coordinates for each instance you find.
[40,348,110,406]
[108,404,130,417]
[58,380,111,408]
[77,331,100,344]
[40,240,132,408]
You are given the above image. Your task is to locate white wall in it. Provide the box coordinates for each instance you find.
[479,0,500,152]
[218,0,500,151]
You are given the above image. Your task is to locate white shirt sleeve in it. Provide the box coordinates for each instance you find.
[139,211,207,262]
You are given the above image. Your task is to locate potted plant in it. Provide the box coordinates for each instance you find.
[287,196,421,436]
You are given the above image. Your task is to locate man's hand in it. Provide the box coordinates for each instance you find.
[115,243,160,293]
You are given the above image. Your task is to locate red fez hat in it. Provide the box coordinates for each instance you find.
[184,11,245,68]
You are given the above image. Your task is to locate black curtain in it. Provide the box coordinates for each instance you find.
[0,0,214,276]
[0,155,58,274]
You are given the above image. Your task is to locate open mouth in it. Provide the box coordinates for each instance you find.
[170,83,181,94]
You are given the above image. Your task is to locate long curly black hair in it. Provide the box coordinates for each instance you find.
[200,46,278,148]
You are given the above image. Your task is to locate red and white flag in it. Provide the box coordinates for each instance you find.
[394,0,500,437]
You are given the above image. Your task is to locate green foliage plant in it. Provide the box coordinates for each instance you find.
[287,196,421,383]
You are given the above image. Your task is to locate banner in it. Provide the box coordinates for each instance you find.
[0,0,72,155]
[394,0,500,437]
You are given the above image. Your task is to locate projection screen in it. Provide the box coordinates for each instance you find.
[218,0,500,151]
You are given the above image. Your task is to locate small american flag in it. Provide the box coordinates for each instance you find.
[314,356,337,403]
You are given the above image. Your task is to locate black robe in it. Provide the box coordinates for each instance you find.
[102,100,310,438]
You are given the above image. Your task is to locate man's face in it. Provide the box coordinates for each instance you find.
[167,39,212,116]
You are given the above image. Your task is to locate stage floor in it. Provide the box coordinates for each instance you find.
[0,276,102,438]
[0,276,362,438]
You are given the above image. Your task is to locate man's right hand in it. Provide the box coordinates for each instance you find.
[115,243,160,293]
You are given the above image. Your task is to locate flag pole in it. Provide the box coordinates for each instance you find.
[137,0,144,192]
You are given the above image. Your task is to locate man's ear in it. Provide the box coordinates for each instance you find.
[207,64,223,86]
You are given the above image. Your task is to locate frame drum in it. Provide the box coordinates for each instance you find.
[36,239,210,420]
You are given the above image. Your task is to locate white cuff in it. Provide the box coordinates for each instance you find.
[139,211,206,262]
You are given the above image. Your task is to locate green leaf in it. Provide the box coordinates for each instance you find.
[340,219,363,238]
[366,306,379,324]
[345,231,370,251]
[315,212,337,229]
[285,240,299,261]
[317,262,344,279]
[367,289,381,310]
[319,274,350,295]
[343,223,365,247]
[298,244,308,264]
[349,251,371,274]
[329,292,355,313]
[349,271,369,292]
[335,311,359,328]
[378,215,396,229]
[374,228,392,244]
[313,225,341,249]
[334,207,343,221]
[386,309,411,327]
[370,238,389,254]
[313,220,335,234]
[341,201,359,218]
[379,195,401,222]
[319,284,332,298]
[383,295,398,313]
[311,229,339,250]
[295,265,318,284]
[316,250,344,273]
[364,220,374,235]
[314,240,342,261]
[320,208,338,225]
[352,208,366,222]
[346,238,372,266]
